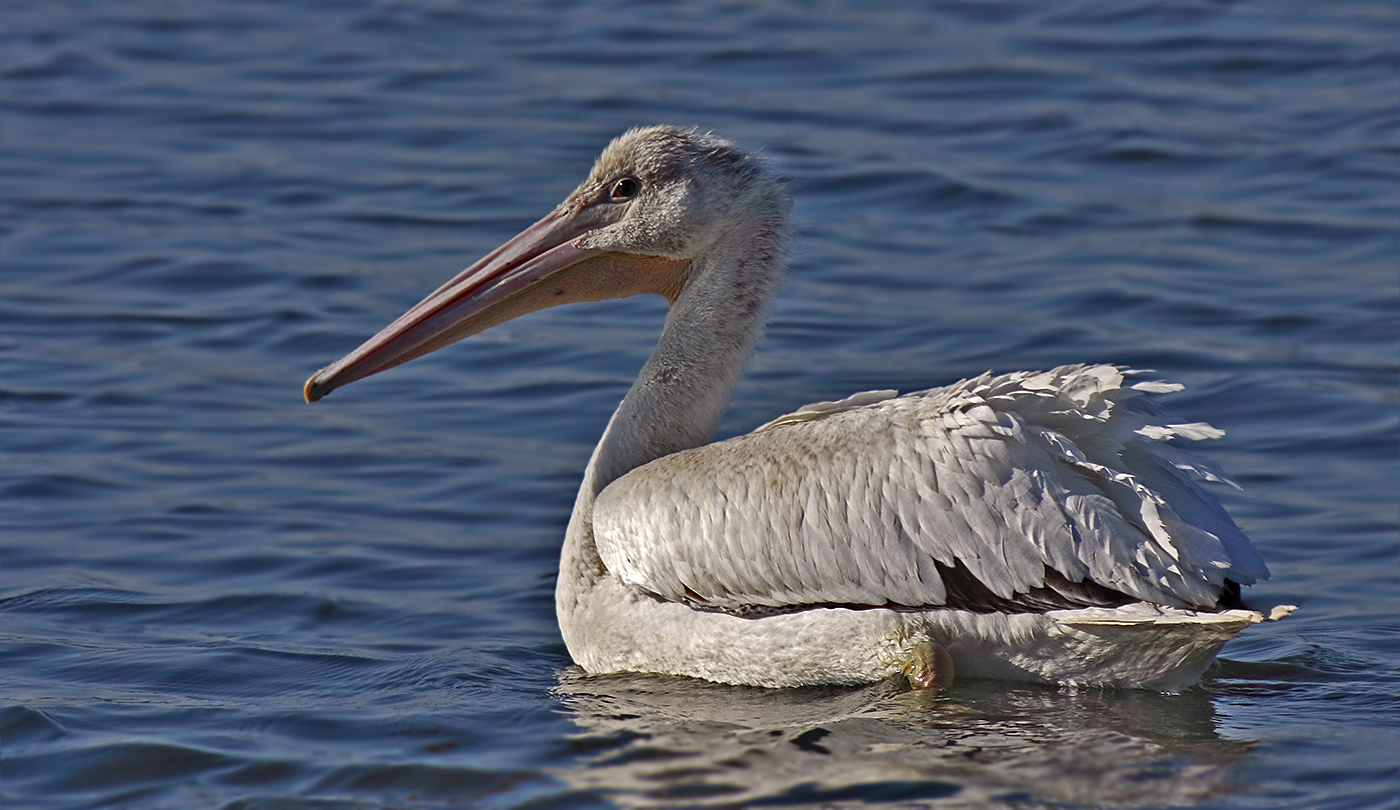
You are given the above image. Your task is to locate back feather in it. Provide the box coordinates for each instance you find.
[593,365,1267,616]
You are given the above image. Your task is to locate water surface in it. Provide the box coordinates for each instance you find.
[2,1,1396,808]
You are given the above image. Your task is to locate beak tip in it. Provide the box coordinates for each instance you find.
[303,374,326,403]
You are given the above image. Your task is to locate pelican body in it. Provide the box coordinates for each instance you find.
[306,126,1286,690]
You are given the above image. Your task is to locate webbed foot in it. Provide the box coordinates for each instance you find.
[902,639,954,690]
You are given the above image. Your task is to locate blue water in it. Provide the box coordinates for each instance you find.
[2,1,1396,808]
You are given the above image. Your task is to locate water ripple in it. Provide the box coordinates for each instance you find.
[1,0,1396,807]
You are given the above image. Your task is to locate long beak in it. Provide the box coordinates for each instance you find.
[304,205,615,403]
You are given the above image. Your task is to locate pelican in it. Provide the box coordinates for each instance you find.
[305,126,1289,690]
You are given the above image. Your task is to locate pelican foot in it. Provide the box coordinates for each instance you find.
[902,639,954,690]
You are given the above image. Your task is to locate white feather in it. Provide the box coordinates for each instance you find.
[595,365,1264,616]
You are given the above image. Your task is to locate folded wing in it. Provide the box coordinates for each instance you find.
[593,365,1268,616]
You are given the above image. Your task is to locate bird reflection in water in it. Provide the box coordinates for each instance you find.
[551,670,1252,809]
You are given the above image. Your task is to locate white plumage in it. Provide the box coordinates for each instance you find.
[306,126,1288,690]
[596,365,1268,614]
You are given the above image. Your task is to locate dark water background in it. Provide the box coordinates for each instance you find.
[2,2,1397,808]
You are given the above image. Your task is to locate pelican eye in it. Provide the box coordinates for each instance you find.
[610,177,639,201]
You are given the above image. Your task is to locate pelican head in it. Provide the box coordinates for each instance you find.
[304,126,786,403]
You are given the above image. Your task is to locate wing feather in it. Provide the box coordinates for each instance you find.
[593,365,1266,614]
